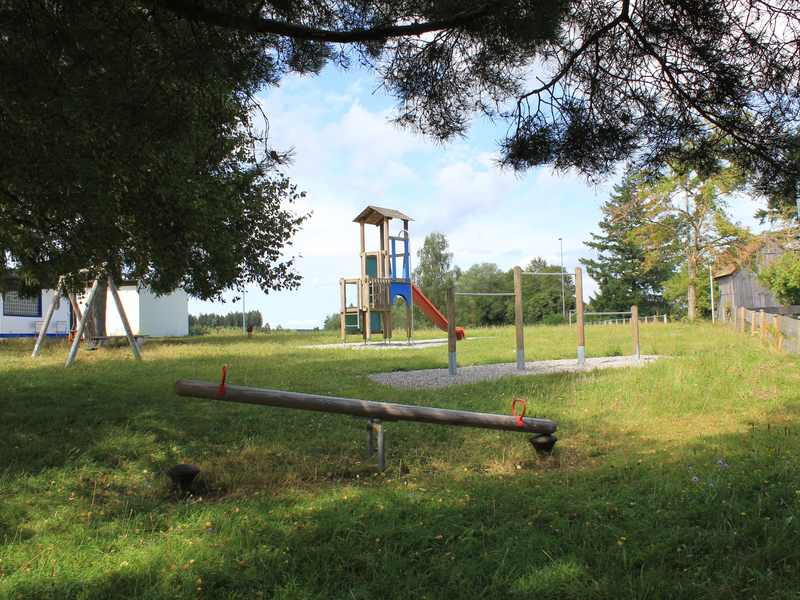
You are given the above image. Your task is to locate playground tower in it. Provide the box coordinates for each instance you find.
[340,206,413,342]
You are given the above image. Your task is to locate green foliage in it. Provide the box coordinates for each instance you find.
[0,1,306,299]
[412,231,459,325]
[323,312,342,331]
[582,170,678,315]
[663,264,718,320]
[455,262,510,327]
[453,258,573,327]
[513,258,575,325]
[623,138,751,319]
[756,252,800,305]
[189,310,264,334]
[153,1,800,186]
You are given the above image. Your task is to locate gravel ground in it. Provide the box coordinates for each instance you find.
[368,355,661,390]
[300,339,449,350]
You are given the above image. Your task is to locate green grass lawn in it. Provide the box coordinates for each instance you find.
[1,322,798,599]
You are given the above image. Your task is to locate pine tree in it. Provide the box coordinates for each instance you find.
[581,171,678,316]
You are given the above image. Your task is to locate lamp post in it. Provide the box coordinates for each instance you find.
[559,238,565,319]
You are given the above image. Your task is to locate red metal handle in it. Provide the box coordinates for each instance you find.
[219,364,227,395]
[512,398,526,427]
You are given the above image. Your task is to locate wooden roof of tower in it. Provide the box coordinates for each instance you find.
[353,206,414,225]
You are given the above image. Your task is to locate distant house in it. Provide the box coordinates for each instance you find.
[77,283,189,338]
[713,245,781,321]
[1,274,70,338]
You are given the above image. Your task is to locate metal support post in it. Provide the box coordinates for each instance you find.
[447,286,457,376]
[366,419,386,473]
[32,278,63,357]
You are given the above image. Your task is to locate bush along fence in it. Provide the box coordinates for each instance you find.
[730,306,800,355]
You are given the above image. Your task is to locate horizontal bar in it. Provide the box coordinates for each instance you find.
[521,272,566,276]
[174,380,557,435]
[453,292,516,296]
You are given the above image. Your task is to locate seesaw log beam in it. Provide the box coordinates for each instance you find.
[173,380,556,435]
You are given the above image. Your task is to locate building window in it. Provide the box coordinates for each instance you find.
[3,291,42,317]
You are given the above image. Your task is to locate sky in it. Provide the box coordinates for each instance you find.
[188,67,767,329]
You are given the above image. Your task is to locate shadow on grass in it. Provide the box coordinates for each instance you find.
[2,328,799,598]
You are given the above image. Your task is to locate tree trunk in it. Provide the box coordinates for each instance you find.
[687,260,697,320]
[85,278,108,339]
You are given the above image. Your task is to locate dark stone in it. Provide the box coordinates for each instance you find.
[167,463,201,488]
[528,434,558,454]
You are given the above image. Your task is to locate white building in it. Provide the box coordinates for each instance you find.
[78,284,189,338]
[107,284,189,337]
[0,288,70,339]
[1,276,188,339]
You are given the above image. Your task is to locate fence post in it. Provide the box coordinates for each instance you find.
[760,310,765,341]
[575,267,585,364]
[447,286,457,376]
[513,266,525,371]
[631,305,640,358]
[774,314,781,349]
[741,307,746,335]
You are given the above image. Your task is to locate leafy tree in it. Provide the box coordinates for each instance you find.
[664,263,717,319]
[756,251,800,306]
[454,263,510,327]
[191,310,264,329]
[1,1,306,301]
[151,0,800,185]
[412,231,459,326]
[623,141,752,320]
[581,170,679,315]
[323,313,341,331]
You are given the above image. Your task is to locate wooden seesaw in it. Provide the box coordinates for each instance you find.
[173,378,558,472]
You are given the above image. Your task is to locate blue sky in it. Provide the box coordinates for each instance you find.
[188,67,767,328]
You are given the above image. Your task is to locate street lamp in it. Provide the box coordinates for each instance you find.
[559,238,565,319]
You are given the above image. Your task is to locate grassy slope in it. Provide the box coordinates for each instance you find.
[0,323,798,599]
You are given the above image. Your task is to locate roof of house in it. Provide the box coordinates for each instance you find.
[713,264,738,279]
[353,206,414,225]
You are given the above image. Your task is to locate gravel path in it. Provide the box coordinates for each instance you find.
[300,339,449,350]
[368,355,660,390]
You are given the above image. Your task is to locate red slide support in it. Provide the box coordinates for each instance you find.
[411,283,466,340]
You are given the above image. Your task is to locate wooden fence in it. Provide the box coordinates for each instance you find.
[730,307,800,355]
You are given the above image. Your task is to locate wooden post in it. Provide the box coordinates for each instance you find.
[513,266,525,371]
[383,217,391,278]
[31,278,63,358]
[774,314,780,348]
[65,278,101,367]
[174,380,558,435]
[575,267,585,364]
[339,278,346,343]
[750,310,757,336]
[365,277,372,343]
[447,286,457,376]
[740,307,746,334]
[631,305,640,358]
[359,222,366,279]
[107,276,142,362]
[760,310,765,342]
